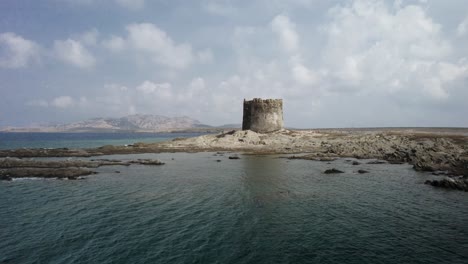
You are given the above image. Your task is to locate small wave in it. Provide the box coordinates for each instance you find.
[12,177,58,181]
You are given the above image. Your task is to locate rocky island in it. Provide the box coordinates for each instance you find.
[1,128,468,190]
[1,99,467,191]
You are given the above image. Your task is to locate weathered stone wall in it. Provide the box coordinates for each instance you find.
[242,98,283,133]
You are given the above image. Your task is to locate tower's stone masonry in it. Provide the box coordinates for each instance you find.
[242,98,283,133]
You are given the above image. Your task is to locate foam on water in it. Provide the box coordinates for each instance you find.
[11,177,58,181]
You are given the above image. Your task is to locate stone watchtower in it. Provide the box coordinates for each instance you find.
[242,98,283,133]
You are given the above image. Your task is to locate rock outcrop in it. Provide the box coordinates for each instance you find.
[0,158,164,180]
[425,177,468,191]
[324,168,344,174]
[0,128,467,187]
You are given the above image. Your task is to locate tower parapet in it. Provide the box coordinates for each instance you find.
[242,98,283,133]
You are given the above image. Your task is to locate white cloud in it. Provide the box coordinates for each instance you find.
[135,81,172,99]
[100,23,210,69]
[57,0,145,10]
[457,15,468,36]
[102,35,126,52]
[176,77,208,104]
[51,96,75,108]
[115,0,145,10]
[53,39,96,68]
[12,0,468,127]
[26,99,49,107]
[0,32,40,69]
[56,0,95,5]
[76,28,99,46]
[202,0,237,16]
[197,49,214,64]
[126,23,194,69]
[318,0,466,100]
[271,15,299,53]
[28,97,92,109]
[189,77,206,91]
[291,63,319,86]
[86,81,180,117]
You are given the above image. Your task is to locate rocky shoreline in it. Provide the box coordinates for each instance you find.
[1,128,467,191]
[0,158,164,181]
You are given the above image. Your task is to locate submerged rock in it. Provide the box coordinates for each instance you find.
[288,155,336,161]
[0,158,165,169]
[357,169,369,174]
[129,159,165,165]
[228,156,240,160]
[0,168,95,179]
[0,174,12,181]
[324,168,344,174]
[0,158,165,180]
[0,128,467,185]
[367,160,387,164]
[424,178,468,192]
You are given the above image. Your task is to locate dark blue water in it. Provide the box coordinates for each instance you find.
[0,132,208,149]
[1,153,467,264]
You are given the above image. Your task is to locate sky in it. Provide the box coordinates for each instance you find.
[0,0,468,128]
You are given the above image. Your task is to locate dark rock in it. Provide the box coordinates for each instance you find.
[357,170,369,174]
[130,159,165,165]
[0,174,12,181]
[216,160,221,162]
[367,160,386,164]
[229,156,240,160]
[352,161,360,165]
[424,178,468,191]
[324,168,344,174]
[288,156,336,161]
[0,168,94,179]
[0,157,162,168]
[0,157,164,180]
[319,157,336,161]
[413,163,435,172]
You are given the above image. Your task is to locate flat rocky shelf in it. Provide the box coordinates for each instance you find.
[1,128,467,191]
[0,158,164,181]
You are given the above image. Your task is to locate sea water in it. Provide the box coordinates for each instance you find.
[0,132,208,150]
[1,151,467,264]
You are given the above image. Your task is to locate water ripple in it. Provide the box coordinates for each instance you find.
[1,153,467,264]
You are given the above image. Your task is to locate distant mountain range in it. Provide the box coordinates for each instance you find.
[1,114,239,133]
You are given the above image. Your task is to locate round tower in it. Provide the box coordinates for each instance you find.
[242,98,283,133]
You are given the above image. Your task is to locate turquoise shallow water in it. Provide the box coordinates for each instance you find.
[1,152,467,264]
[0,132,208,149]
